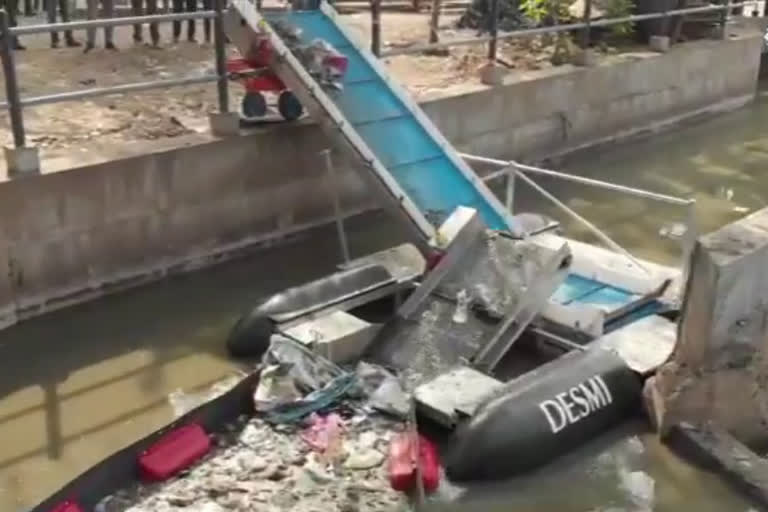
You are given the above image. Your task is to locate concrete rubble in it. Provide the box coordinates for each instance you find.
[644,207,768,447]
[99,414,408,512]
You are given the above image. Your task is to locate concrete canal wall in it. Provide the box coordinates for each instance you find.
[0,31,763,328]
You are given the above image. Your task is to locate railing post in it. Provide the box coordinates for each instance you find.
[581,0,592,49]
[370,0,381,56]
[0,9,39,176]
[322,149,351,264]
[505,164,516,214]
[0,10,25,149]
[213,0,228,114]
[487,0,499,60]
[720,0,731,39]
[680,200,697,286]
[428,0,442,44]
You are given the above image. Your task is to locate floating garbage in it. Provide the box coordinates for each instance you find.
[356,361,411,419]
[300,412,346,461]
[255,335,358,424]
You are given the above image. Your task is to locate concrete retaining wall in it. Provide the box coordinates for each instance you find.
[0,32,763,328]
[423,32,763,160]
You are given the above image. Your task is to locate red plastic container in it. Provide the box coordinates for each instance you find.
[138,423,211,482]
[388,433,440,493]
[48,500,83,512]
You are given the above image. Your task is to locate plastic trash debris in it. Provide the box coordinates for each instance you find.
[256,335,357,424]
[301,413,345,456]
[356,362,411,418]
[388,433,440,494]
[253,364,303,412]
[265,334,344,391]
[345,430,385,470]
[452,289,469,324]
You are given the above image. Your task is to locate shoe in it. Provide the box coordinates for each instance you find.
[187,36,197,43]
[105,42,117,50]
[173,37,179,44]
[84,42,95,53]
[51,41,59,48]
[13,42,26,50]
[66,38,81,47]
[133,35,144,44]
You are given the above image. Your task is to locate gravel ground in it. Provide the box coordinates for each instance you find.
[0,10,570,154]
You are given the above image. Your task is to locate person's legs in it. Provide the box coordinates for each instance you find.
[85,0,96,51]
[6,0,24,49]
[58,0,80,46]
[172,0,183,41]
[131,0,143,42]
[202,0,211,42]
[46,0,59,47]
[185,0,196,41]
[146,0,159,45]
[103,0,115,48]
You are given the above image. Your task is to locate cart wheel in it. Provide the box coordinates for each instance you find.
[241,92,267,118]
[278,91,303,121]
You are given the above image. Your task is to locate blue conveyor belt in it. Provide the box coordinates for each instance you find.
[263,8,510,231]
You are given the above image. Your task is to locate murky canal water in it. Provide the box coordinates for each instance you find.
[3,95,768,511]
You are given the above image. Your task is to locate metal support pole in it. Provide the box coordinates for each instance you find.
[680,200,697,285]
[322,149,351,263]
[371,0,381,56]
[514,169,652,276]
[487,0,499,60]
[505,164,515,214]
[0,10,24,148]
[213,0,229,113]
[581,0,592,49]
[428,0,442,44]
[720,0,731,39]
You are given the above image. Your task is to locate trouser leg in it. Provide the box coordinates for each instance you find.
[202,0,211,42]
[172,0,183,40]
[131,0,143,41]
[47,0,59,46]
[85,0,96,47]
[185,0,196,40]
[146,0,159,44]
[103,0,114,45]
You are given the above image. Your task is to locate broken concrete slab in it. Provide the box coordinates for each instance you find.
[415,366,502,428]
[283,310,381,364]
[645,208,768,446]
[591,314,676,376]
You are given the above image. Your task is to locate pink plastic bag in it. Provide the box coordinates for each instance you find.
[300,413,345,463]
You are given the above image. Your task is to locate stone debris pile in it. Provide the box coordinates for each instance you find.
[99,414,408,512]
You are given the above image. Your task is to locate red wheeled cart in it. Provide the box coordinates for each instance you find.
[226,35,304,121]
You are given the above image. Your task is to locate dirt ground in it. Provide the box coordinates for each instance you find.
[0,10,596,153]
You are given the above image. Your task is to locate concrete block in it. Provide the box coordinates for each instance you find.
[415,366,502,427]
[208,112,241,137]
[572,49,597,67]
[649,35,670,53]
[4,146,40,177]
[647,208,768,445]
[480,63,508,86]
[283,310,381,364]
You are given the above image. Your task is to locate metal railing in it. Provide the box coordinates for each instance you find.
[461,153,697,279]
[376,0,756,57]
[0,6,230,150]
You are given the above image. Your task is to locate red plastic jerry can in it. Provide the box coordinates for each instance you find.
[138,423,211,482]
[48,500,83,512]
[388,432,440,494]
